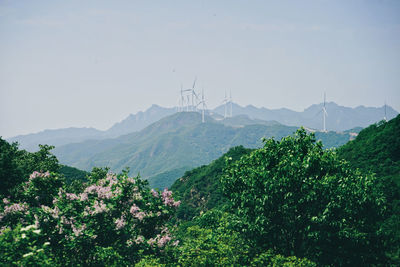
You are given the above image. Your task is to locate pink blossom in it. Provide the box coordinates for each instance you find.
[151,189,159,198]
[157,235,171,248]
[29,171,40,180]
[135,212,146,221]
[126,178,136,184]
[65,193,79,201]
[3,202,28,215]
[84,185,113,199]
[87,200,108,215]
[147,238,156,246]
[29,171,50,180]
[130,204,140,215]
[79,193,88,202]
[41,205,60,218]
[2,198,10,205]
[161,189,180,207]
[72,223,86,237]
[161,188,172,199]
[115,216,126,230]
[135,235,144,244]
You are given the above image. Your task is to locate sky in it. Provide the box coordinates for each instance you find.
[1,0,399,138]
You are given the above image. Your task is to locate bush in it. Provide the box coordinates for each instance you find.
[221,128,391,266]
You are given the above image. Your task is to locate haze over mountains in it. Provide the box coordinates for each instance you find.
[52,112,355,189]
[4,101,398,189]
[7,102,397,152]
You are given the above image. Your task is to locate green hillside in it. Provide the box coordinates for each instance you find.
[338,115,400,185]
[59,165,88,183]
[54,112,353,188]
[171,146,252,220]
[147,166,190,189]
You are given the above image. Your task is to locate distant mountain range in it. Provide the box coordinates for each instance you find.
[7,102,397,152]
[7,104,176,151]
[51,112,356,189]
[213,102,398,132]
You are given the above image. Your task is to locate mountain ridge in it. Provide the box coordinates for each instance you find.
[53,112,355,189]
[7,102,398,151]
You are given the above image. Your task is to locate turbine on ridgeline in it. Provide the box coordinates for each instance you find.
[196,89,208,123]
[316,92,328,132]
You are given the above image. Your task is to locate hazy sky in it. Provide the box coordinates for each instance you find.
[1,0,399,138]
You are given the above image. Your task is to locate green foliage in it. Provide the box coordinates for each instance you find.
[0,138,60,198]
[21,172,63,207]
[0,138,23,196]
[1,118,398,266]
[171,146,252,220]
[251,250,316,267]
[172,210,251,266]
[338,115,400,263]
[338,115,400,185]
[59,164,88,183]
[0,224,55,266]
[221,128,391,266]
[0,169,180,266]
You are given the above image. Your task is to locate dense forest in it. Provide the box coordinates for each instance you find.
[1,116,399,266]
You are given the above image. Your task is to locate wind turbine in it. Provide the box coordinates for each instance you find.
[190,77,198,111]
[321,92,328,132]
[222,91,228,119]
[384,101,387,122]
[229,90,233,118]
[196,89,208,123]
[177,84,185,112]
[181,77,198,111]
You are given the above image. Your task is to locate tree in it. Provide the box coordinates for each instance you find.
[221,128,390,266]
[0,138,60,198]
[0,138,23,196]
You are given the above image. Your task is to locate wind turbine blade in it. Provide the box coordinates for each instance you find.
[192,77,197,89]
[315,109,322,117]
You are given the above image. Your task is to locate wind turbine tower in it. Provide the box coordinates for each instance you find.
[196,89,208,123]
[229,90,233,118]
[178,84,185,112]
[321,92,328,132]
[384,101,387,122]
[222,91,231,119]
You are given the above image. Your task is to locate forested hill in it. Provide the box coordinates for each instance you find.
[53,112,353,189]
[338,115,400,185]
[172,116,400,222]
[171,146,252,220]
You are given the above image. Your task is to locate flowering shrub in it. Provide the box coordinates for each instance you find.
[0,170,180,265]
[22,171,63,207]
[36,171,179,265]
[0,224,55,266]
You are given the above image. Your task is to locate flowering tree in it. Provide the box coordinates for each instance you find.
[1,170,180,266]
